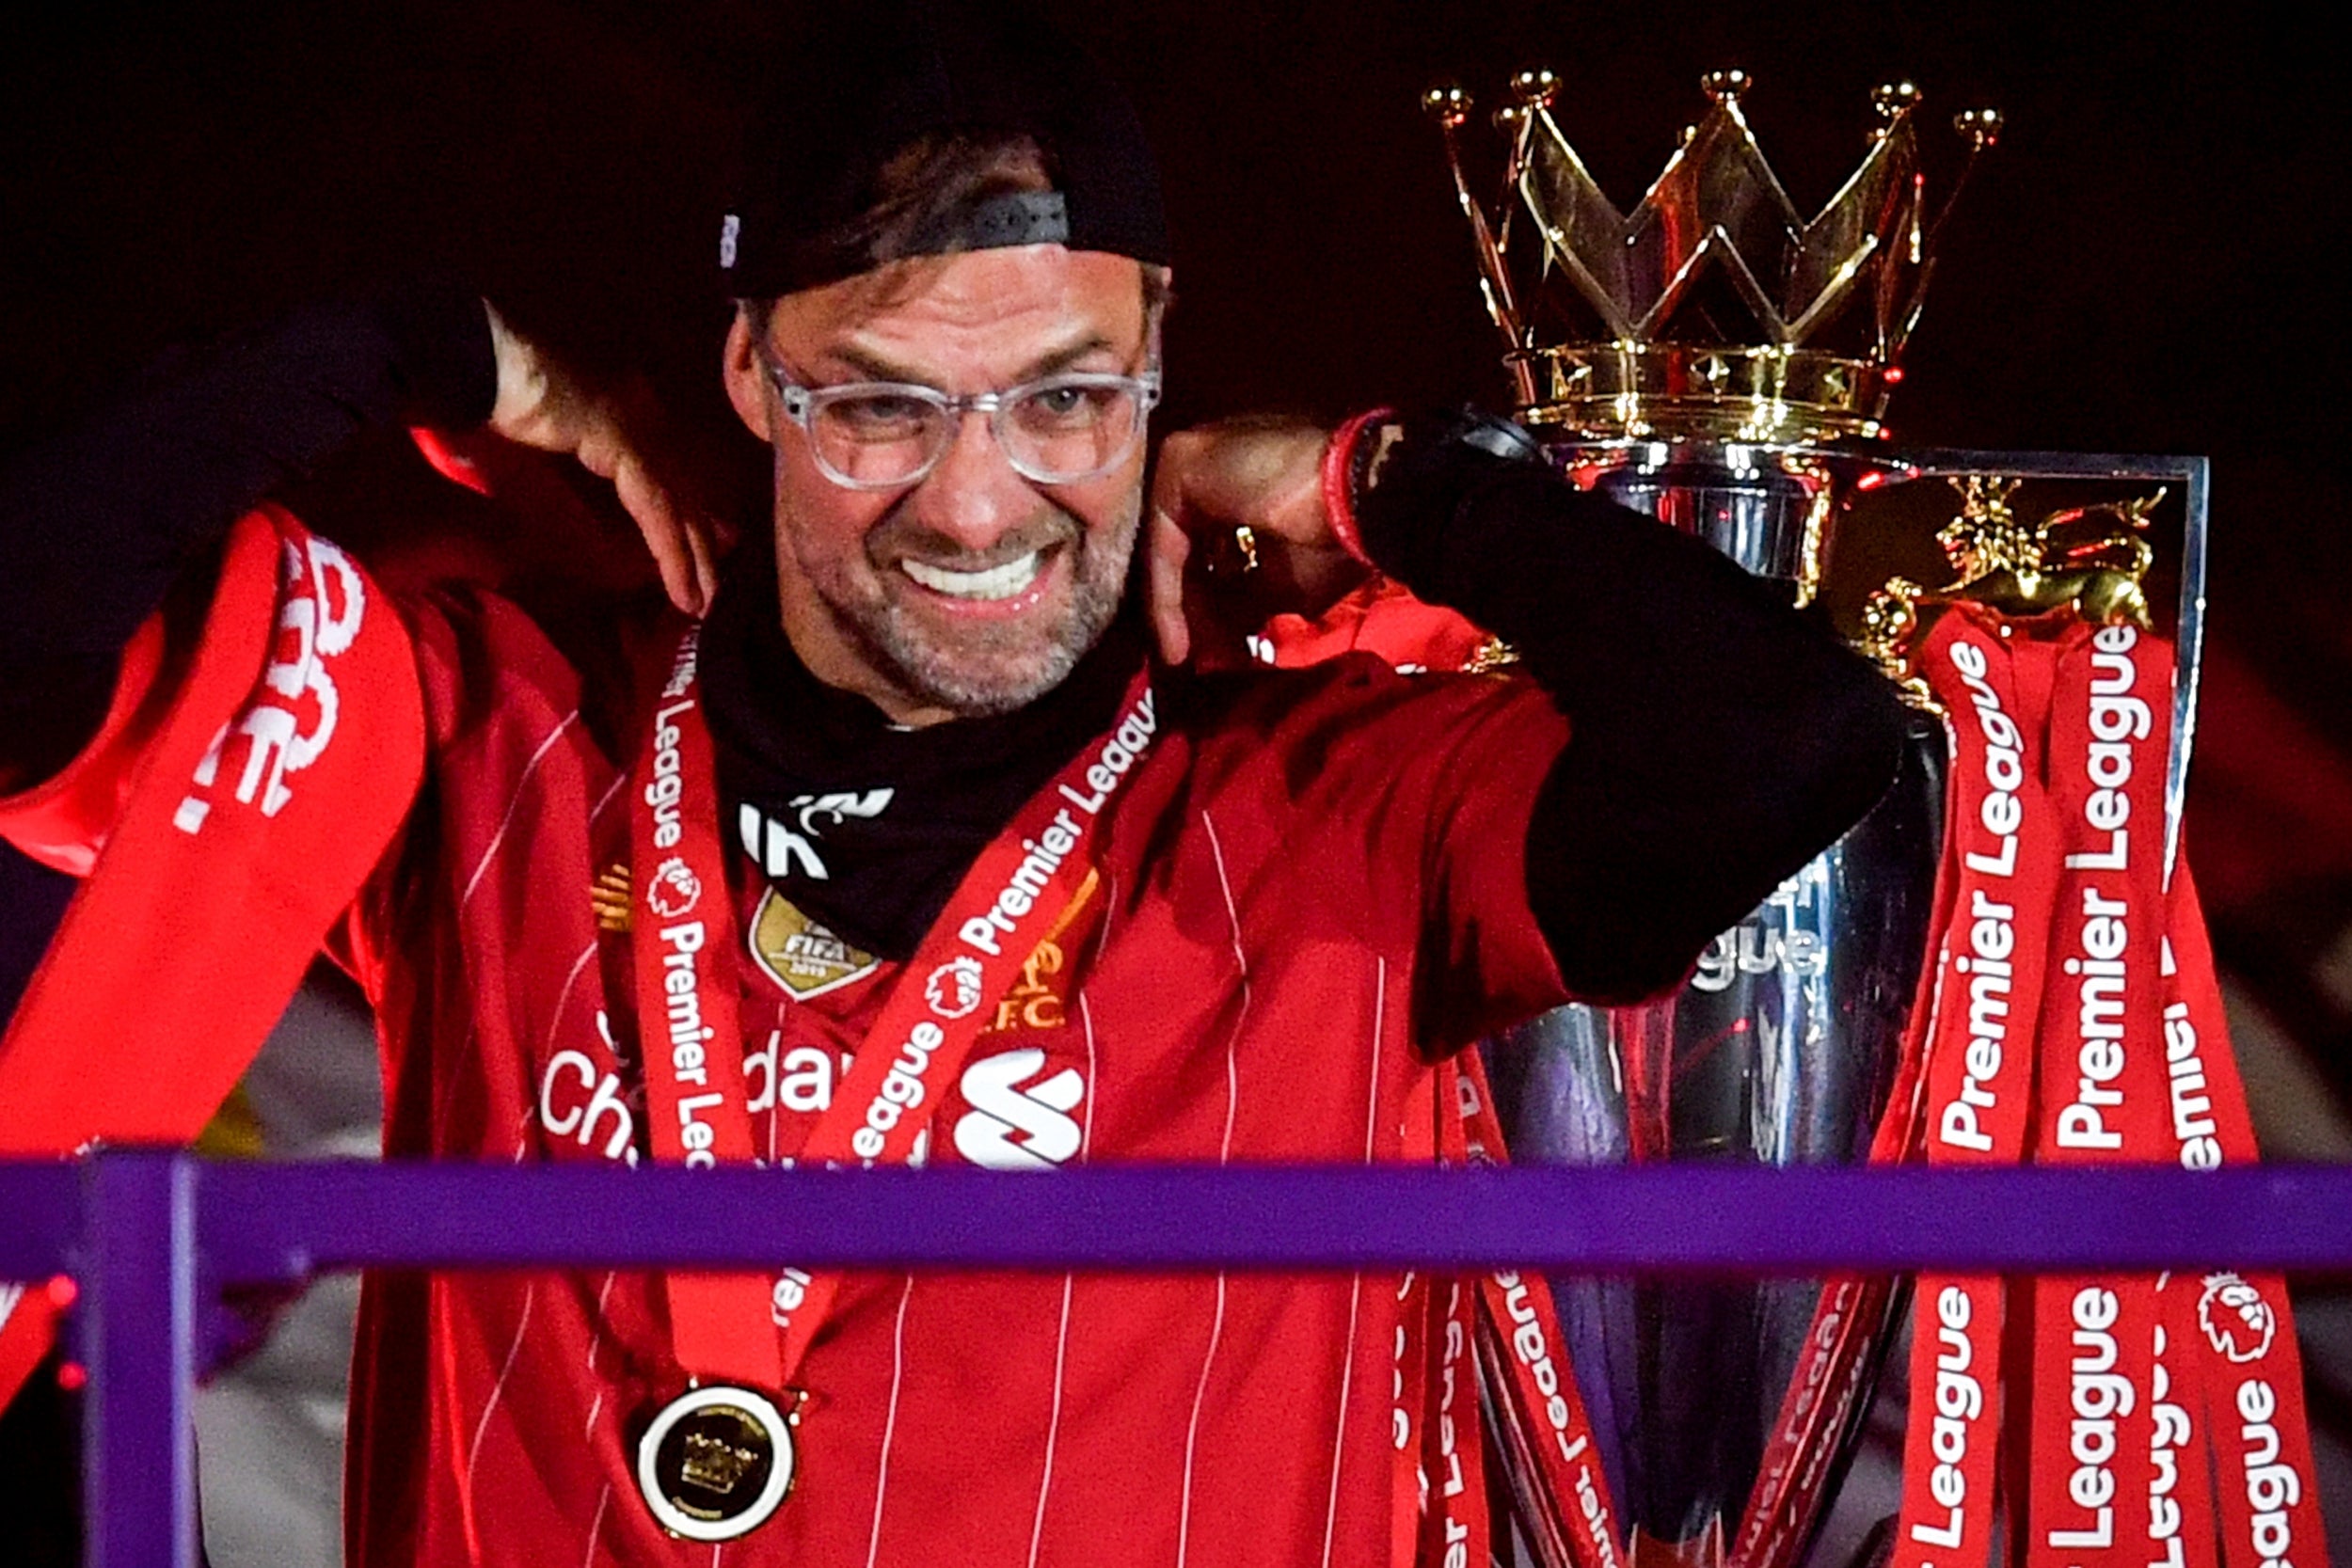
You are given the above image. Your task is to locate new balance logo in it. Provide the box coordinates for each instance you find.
[738,790,894,882]
[953,1048,1084,1169]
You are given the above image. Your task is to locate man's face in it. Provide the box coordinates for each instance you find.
[723,246,1155,726]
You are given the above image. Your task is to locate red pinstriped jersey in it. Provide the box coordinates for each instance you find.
[28,546,1573,1565]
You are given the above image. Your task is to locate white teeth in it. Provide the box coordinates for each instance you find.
[901,551,1042,601]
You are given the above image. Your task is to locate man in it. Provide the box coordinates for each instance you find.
[0,7,1902,1563]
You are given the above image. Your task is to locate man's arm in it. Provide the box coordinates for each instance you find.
[1350,415,1908,1003]
[1150,413,1910,1004]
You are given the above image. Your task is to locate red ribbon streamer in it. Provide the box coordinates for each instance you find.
[0,509,424,1407]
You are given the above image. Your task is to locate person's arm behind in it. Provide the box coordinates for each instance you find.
[0,280,718,795]
[1351,414,1908,1002]
[0,281,498,790]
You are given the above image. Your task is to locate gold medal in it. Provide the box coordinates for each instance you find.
[634,1385,796,1541]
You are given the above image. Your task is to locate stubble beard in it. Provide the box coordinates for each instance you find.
[787,488,1139,720]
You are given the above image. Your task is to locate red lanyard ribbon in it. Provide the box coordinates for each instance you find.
[2158,874,2326,1568]
[625,624,1158,1391]
[1890,608,2067,1568]
[2021,621,2172,1568]
[1446,1053,1625,1568]
[1883,611,2322,1568]
[628,625,782,1388]
[1423,1064,1492,1568]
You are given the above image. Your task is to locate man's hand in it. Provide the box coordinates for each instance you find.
[485,304,723,616]
[1147,417,1368,666]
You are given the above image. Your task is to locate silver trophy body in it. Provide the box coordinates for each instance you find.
[1422,69,1989,1568]
[1481,443,1944,1568]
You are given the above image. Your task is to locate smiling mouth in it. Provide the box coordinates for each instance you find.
[898,549,1047,602]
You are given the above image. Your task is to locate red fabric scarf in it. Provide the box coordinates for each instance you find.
[0,509,423,1405]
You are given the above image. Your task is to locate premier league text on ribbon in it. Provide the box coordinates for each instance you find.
[959,688,1155,958]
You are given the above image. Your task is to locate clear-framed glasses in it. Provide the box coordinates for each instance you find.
[761,354,1163,490]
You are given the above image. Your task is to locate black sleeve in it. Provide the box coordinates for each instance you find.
[1355,413,1910,1004]
[0,278,498,784]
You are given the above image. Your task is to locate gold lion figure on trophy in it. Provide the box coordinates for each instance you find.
[1859,477,2161,697]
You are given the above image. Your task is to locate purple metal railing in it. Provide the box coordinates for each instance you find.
[6,1155,2352,1568]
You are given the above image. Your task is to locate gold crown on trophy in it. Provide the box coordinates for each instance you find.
[1423,69,2000,445]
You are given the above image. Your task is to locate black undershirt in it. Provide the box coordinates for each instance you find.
[700,545,1148,958]
[0,280,1906,999]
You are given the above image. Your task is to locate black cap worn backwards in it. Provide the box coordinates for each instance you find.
[718,1,1168,297]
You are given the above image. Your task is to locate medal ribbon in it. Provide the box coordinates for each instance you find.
[2148,1275,2218,1568]
[1871,614,2321,1568]
[1420,1270,1487,1568]
[1735,1271,1905,1568]
[1425,1064,1491,1568]
[2157,873,2325,1568]
[627,623,1160,1392]
[1393,1069,1438,1568]
[2021,621,2172,1568]
[1390,1266,1429,1568]
[1886,608,2067,1568]
[628,625,784,1388]
[1449,1053,1625,1568]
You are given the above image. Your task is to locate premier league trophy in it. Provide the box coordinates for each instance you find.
[1416,68,2226,1568]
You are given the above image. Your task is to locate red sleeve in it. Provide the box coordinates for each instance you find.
[1187,659,1572,1056]
[1410,675,1576,1044]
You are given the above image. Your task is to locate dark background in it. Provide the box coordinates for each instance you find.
[4,0,2343,560]
[4,1,2341,473]
[9,0,2344,1092]
[4,0,2349,1558]
[4,0,2344,737]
